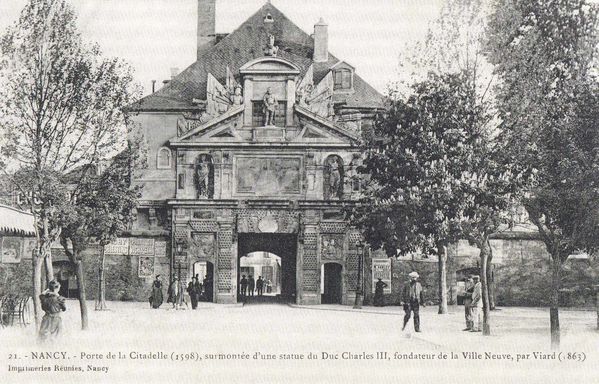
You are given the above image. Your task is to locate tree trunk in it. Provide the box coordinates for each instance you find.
[437,243,448,314]
[32,254,43,327]
[480,240,491,335]
[44,253,55,283]
[486,241,496,310]
[96,245,108,310]
[64,244,89,330]
[550,255,562,349]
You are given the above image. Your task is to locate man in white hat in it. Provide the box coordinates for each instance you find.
[402,271,424,332]
[470,275,483,332]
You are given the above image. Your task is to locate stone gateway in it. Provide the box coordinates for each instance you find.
[125,1,384,304]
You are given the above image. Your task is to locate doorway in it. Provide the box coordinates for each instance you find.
[193,261,214,302]
[321,263,342,304]
[237,233,297,303]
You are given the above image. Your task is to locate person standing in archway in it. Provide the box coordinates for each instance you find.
[248,275,255,297]
[187,276,201,310]
[240,275,248,298]
[256,276,264,296]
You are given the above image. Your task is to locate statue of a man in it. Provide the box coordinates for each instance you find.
[196,161,209,198]
[230,84,243,106]
[328,158,341,199]
[263,88,278,126]
[264,34,279,57]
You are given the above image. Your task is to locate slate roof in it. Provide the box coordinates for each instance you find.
[128,2,384,112]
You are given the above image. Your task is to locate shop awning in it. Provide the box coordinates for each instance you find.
[0,204,35,236]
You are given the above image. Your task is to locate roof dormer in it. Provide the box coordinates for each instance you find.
[331,61,355,93]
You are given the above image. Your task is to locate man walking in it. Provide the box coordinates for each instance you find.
[187,276,202,310]
[470,275,483,332]
[462,277,474,331]
[402,271,424,332]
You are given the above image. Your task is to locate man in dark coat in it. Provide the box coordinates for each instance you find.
[167,276,183,310]
[256,276,264,296]
[248,275,255,297]
[187,277,202,310]
[149,275,163,309]
[402,272,424,332]
[240,275,248,297]
[203,275,213,302]
[38,280,66,342]
[373,278,388,307]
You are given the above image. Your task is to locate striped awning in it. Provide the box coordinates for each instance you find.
[0,204,35,236]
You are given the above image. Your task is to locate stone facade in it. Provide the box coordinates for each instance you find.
[126,3,384,304]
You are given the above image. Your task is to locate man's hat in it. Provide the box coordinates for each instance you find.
[408,272,419,278]
[472,275,480,280]
[48,280,60,289]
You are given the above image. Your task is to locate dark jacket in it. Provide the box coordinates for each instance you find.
[402,281,424,305]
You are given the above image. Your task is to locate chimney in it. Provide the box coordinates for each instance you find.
[197,0,216,60]
[170,67,180,79]
[313,18,328,63]
[151,80,156,93]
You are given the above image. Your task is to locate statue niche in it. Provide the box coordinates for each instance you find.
[324,155,344,200]
[194,154,214,199]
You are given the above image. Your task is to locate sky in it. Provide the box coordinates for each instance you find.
[0,0,447,96]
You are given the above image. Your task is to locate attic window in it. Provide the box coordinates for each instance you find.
[334,69,353,91]
[264,13,274,23]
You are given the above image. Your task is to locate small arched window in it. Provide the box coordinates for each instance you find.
[157,147,172,169]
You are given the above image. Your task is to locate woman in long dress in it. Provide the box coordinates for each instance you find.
[149,275,163,309]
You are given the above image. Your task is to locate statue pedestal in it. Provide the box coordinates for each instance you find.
[252,126,286,141]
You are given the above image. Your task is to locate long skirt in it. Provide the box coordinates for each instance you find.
[150,288,163,309]
[38,313,62,341]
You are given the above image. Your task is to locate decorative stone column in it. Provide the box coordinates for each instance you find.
[299,217,320,305]
[215,219,236,304]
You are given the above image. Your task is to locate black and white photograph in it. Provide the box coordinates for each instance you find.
[0,0,598,383]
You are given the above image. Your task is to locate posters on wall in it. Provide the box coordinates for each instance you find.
[105,238,130,255]
[1,236,22,263]
[129,238,155,256]
[138,256,155,278]
[372,258,392,294]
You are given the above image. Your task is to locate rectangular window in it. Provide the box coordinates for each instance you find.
[334,70,352,90]
[177,173,185,190]
[252,101,287,127]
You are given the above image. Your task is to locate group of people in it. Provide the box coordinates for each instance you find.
[149,274,214,310]
[239,275,268,297]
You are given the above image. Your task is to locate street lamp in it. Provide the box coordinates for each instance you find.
[353,241,364,309]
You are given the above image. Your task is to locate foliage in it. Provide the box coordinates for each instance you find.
[0,0,139,323]
[354,70,515,256]
[486,0,599,263]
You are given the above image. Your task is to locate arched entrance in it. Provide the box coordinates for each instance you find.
[193,261,214,302]
[321,263,342,304]
[53,261,79,299]
[237,233,297,303]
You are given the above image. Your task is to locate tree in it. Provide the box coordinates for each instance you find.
[59,145,141,328]
[0,0,138,324]
[393,0,500,312]
[485,0,599,348]
[355,70,519,333]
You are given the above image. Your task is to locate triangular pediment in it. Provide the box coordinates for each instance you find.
[170,105,244,144]
[292,105,361,144]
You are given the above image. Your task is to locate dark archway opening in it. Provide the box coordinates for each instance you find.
[237,233,297,304]
[322,263,342,304]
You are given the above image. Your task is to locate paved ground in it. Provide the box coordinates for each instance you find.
[1,300,598,384]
